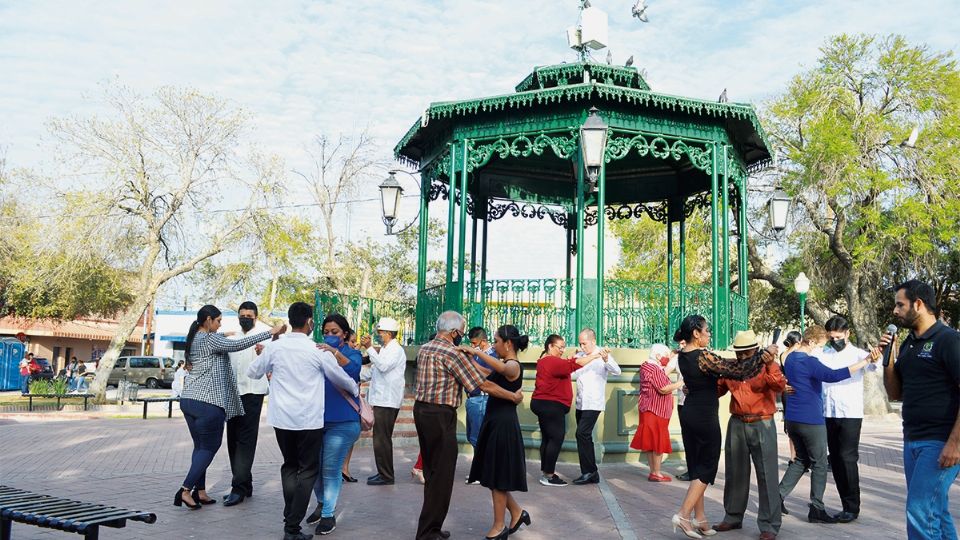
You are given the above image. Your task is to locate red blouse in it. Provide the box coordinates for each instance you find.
[532,355,583,407]
[638,361,674,419]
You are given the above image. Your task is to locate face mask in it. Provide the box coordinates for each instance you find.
[238,317,255,332]
[374,334,384,345]
[658,357,670,367]
[324,335,343,348]
[452,332,463,347]
[827,338,846,352]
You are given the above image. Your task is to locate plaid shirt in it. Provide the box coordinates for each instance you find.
[181,331,272,419]
[414,337,484,408]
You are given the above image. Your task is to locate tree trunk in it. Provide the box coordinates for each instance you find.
[847,272,889,415]
[89,289,154,403]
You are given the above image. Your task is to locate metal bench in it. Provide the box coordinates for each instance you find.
[20,393,94,411]
[0,484,156,540]
[136,396,180,419]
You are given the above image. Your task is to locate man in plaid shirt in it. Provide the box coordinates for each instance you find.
[413,311,523,540]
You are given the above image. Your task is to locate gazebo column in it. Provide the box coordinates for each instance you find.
[416,171,430,340]
[595,160,606,345]
[574,153,585,341]
[456,139,470,313]
[445,143,458,310]
[679,208,687,317]
[710,142,721,348]
[666,213,674,343]
[722,145,731,340]
[469,206,479,326]
[481,206,489,327]
[738,178,749,299]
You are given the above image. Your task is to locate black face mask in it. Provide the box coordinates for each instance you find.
[452,331,464,347]
[827,338,846,352]
[239,317,255,332]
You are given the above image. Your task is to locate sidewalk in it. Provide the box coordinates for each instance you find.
[0,414,954,539]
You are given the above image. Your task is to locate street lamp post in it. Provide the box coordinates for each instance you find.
[768,189,791,232]
[794,271,810,333]
[377,170,421,235]
[580,106,608,190]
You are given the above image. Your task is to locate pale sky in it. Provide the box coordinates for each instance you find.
[1,0,956,307]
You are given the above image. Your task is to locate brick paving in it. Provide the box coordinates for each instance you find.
[0,413,955,539]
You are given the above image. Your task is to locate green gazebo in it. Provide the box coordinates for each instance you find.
[390,60,772,349]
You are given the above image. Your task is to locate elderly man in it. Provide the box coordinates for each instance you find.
[572,328,620,485]
[714,330,787,540]
[413,311,524,540]
[360,316,407,486]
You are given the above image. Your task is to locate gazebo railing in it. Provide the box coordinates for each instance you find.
[314,290,417,345]
[415,279,726,348]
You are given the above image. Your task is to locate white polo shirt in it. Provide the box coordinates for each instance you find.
[816,344,877,419]
[365,339,407,409]
[228,325,271,396]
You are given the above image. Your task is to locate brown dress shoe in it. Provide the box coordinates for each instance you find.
[714,522,742,532]
[758,532,777,540]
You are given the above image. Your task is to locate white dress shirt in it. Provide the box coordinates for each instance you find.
[817,344,877,419]
[229,325,271,396]
[365,339,407,409]
[247,332,358,431]
[574,352,622,411]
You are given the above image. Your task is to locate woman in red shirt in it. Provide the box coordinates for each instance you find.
[631,344,683,482]
[530,334,603,487]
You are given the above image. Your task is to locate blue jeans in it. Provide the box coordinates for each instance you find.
[904,439,960,539]
[180,398,226,490]
[465,394,488,448]
[21,374,30,394]
[313,420,361,518]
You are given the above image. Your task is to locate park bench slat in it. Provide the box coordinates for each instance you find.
[58,510,145,531]
[31,503,116,522]
[10,500,81,516]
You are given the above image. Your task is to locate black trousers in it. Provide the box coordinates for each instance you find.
[825,417,862,514]
[530,399,569,474]
[373,406,400,482]
[226,393,264,497]
[575,409,601,475]
[274,427,324,535]
[414,401,459,540]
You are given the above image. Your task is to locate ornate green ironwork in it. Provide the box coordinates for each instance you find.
[514,62,651,93]
[416,284,446,343]
[467,132,579,171]
[731,291,749,336]
[314,290,416,345]
[604,133,713,173]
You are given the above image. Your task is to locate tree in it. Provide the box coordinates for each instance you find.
[43,85,283,401]
[752,34,960,413]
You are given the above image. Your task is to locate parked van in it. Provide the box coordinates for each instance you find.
[107,356,176,388]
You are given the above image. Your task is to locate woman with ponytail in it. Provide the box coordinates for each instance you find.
[670,315,777,538]
[175,304,286,510]
[458,325,531,539]
[529,334,605,487]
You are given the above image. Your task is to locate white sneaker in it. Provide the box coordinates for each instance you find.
[539,474,567,487]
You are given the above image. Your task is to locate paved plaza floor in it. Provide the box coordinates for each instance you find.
[0,413,954,539]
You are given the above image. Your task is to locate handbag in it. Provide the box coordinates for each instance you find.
[339,387,375,432]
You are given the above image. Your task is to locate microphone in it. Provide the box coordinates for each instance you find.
[771,328,782,347]
[882,324,897,367]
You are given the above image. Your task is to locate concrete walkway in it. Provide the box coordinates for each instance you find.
[0,414,954,539]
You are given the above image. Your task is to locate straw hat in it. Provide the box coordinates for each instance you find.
[731,330,760,352]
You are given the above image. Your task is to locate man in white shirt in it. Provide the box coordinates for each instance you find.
[572,328,621,485]
[224,301,271,507]
[360,317,408,486]
[816,316,877,523]
[247,302,358,540]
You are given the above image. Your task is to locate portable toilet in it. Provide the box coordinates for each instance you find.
[0,338,26,390]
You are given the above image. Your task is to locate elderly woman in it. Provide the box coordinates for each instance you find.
[631,344,683,482]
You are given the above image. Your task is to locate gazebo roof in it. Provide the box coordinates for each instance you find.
[395,61,772,170]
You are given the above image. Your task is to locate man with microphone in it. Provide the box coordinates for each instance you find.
[882,280,960,540]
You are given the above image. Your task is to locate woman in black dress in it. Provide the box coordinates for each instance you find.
[460,325,532,540]
[672,315,776,538]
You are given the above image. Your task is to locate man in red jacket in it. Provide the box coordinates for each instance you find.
[715,330,787,540]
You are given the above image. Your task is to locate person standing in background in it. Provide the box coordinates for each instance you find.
[361,317,408,487]
[463,326,496,485]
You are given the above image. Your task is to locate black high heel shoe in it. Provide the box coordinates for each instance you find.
[484,528,508,540]
[174,488,201,509]
[342,472,358,483]
[509,510,531,534]
[191,489,217,505]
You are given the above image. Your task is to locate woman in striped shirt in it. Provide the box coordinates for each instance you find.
[175,304,286,510]
[631,344,683,482]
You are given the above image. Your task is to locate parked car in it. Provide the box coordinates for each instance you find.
[31,358,55,381]
[106,356,176,388]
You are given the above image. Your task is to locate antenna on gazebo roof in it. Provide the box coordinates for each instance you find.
[567,1,650,63]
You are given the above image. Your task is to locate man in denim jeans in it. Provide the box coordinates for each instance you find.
[883,279,960,540]
[463,326,495,484]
